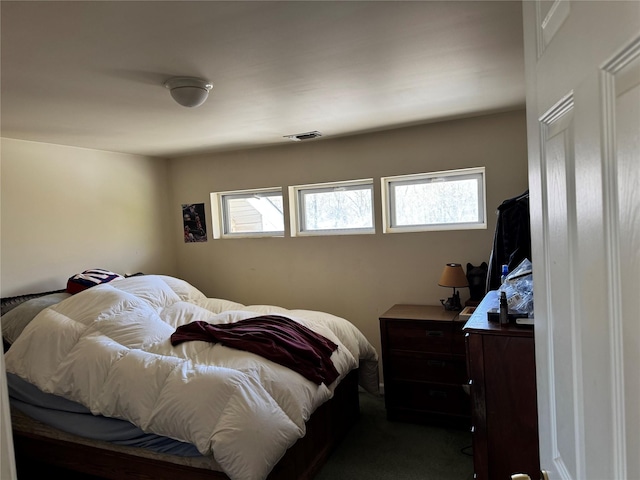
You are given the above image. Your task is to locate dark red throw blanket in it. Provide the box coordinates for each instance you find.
[170,315,340,386]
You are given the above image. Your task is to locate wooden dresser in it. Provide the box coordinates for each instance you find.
[463,291,540,480]
[379,304,470,426]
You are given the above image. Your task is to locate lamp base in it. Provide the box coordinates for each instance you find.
[440,291,463,311]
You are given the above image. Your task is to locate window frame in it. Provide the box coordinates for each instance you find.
[210,186,285,239]
[381,167,487,233]
[289,178,375,237]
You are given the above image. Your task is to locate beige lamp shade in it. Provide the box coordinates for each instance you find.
[438,263,469,288]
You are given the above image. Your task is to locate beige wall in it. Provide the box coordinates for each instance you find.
[169,110,529,361]
[0,111,528,370]
[0,138,176,296]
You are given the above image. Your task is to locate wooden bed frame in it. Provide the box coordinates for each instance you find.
[2,291,361,480]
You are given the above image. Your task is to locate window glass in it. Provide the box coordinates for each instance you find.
[211,188,284,238]
[382,167,486,233]
[290,180,374,236]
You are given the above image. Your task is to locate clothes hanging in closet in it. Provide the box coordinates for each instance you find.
[487,190,531,291]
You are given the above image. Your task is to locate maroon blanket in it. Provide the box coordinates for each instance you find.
[170,315,340,385]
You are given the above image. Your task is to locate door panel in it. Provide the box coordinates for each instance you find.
[523,1,640,479]
[602,41,640,479]
[539,100,578,478]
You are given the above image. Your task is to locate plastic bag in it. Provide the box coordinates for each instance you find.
[498,258,534,315]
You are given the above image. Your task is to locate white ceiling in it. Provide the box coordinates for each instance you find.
[0,1,525,158]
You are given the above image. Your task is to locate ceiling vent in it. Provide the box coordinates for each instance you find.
[284,131,323,141]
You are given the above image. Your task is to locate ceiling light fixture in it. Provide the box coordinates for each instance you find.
[163,77,213,108]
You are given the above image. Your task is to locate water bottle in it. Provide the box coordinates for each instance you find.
[500,264,509,284]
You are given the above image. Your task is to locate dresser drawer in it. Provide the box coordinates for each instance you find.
[384,320,453,353]
[379,305,469,426]
[387,351,467,384]
[388,381,470,416]
[452,321,466,355]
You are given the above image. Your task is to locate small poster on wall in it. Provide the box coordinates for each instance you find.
[182,203,208,243]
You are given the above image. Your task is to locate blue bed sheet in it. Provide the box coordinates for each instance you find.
[7,372,202,457]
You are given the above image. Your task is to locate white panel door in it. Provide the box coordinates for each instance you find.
[522,1,639,479]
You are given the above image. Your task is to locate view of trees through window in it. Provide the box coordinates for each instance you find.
[212,168,485,238]
[301,187,373,231]
[392,178,480,226]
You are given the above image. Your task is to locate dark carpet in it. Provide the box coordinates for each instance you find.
[315,391,474,480]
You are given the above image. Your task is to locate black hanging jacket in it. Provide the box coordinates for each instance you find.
[487,190,531,291]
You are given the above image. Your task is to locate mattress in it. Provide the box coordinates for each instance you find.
[8,372,204,457]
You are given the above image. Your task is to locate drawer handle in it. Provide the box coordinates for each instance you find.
[426,330,444,337]
[427,360,446,368]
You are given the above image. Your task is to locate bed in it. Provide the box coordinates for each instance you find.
[1,272,379,480]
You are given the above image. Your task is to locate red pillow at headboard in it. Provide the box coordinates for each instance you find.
[66,269,124,294]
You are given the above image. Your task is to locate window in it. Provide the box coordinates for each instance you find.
[289,179,374,236]
[382,167,486,233]
[211,187,284,238]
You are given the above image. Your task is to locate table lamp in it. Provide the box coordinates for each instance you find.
[438,263,469,311]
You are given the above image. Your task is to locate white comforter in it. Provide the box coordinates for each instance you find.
[5,275,379,480]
